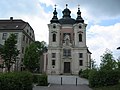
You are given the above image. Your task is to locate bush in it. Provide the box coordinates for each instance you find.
[33,74,39,84]
[33,74,48,86]
[79,69,91,79]
[0,71,33,90]
[89,70,119,87]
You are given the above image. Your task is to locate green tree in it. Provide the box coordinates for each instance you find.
[0,34,19,72]
[23,41,46,72]
[90,59,97,69]
[117,56,120,70]
[100,49,116,70]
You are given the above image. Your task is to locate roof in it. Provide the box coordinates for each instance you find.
[87,49,92,54]
[59,18,76,25]
[51,5,84,25]
[0,17,27,30]
[59,7,76,25]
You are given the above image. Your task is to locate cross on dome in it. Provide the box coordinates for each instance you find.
[66,4,68,8]
[78,4,80,9]
[55,4,57,9]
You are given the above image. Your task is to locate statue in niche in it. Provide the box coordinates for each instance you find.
[63,34,72,46]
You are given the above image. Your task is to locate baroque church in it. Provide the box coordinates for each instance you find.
[45,5,91,75]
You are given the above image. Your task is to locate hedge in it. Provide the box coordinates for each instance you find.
[79,69,91,79]
[33,74,48,86]
[89,70,119,87]
[0,71,33,90]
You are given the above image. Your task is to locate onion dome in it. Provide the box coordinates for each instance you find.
[76,6,84,23]
[59,4,75,24]
[50,6,59,23]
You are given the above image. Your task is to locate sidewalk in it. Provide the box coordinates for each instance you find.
[33,84,93,90]
[48,75,89,85]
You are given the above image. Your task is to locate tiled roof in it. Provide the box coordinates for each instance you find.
[0,17,27,30]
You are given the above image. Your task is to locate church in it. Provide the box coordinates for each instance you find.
[44,5,91,75]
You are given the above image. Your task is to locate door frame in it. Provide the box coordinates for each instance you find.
[64,62,71,73]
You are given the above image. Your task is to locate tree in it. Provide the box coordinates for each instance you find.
[23,41,46,72]
[116,56,120,70]
[100,49,116,70]
[0,34,19,72]
[90,59,97,69]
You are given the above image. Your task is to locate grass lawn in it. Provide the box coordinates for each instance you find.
[93,83,120,90]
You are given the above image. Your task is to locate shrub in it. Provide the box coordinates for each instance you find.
[33,74,39,84]
[89,70,119,87]
[33,74,48,86]
[79,69,91,79]
[0,71,33,90]
[78,69,82,76]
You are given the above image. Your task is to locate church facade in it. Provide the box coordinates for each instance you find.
[46,5,91,75]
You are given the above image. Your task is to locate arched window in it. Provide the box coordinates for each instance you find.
[53,33,56,42]
[79,34,82,42]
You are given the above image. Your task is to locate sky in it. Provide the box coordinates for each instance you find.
[0,0,120,65]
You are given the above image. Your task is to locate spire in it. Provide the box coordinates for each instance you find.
[62,4,71,18]
[50,4,59,23]
[76,5,84,23]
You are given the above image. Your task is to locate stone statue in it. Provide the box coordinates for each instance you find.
[63,34,72,46]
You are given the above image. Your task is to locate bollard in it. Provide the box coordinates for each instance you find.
[76,78,77,86]
[61,77,62,85]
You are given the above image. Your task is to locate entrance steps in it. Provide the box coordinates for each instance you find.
[48,75,89,85]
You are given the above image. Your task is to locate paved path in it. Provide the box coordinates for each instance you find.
[48,75,89,85]
[33,84,92,90]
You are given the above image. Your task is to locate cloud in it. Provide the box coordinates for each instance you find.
[38,0,120,24]
[0,0,52,44]
[0,0,41,17]
[87,23,120,64]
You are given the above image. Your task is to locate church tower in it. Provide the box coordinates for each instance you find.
[47,5,91,75]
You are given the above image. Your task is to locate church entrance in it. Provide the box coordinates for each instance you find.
[64,62,70,73]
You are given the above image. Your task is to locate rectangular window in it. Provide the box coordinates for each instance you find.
[14,33,18,39]
[2,33,7,40]
[52,60,55,66]
[79,53,83,58]
[26,37,28,43]
[52,53,56,58]
[23,35,25,41]
[14,33,18,42]
[63,49,71,57]
[79,60,83,66]
[22,47,24,54]
[29,40,31,44]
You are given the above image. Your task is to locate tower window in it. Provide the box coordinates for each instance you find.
[53,25,56,28]
[79,25,82,29]
[79,60,83,66]
[79,53,83,58]
[52,53,56,58]
[53,33,56,42]
[79,34,82,42]
[52,60,55,66]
